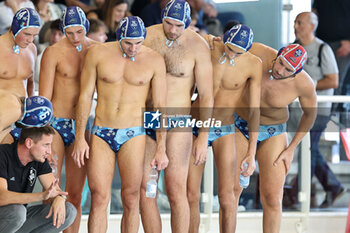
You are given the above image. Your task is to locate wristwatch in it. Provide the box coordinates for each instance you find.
[59,194,67,200]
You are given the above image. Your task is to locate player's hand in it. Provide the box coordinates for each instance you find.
[240,154,256,177]
[151,148,169,171]
[192,135,208,166]
[46,195,66,229]
[208,34,222,50]
[43,179,68,200]
[273,148,294,174]
[71,139,89,168]
[337,40,350,57]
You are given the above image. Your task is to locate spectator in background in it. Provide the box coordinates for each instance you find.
[313,0,350,98]
[188,0,222,36]
[34,19,65,91]
[86,0,106,20]
[140,0,169,27]
[130,0,150,17]
[32,0,63,25]
[188,5,207,36]
[101,0,130,41]
[87,18,107,42]
[0,0,35,35]
[287,12,344,209]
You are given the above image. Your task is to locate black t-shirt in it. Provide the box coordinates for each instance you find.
[0,143,51,194]
[313,0,350,42]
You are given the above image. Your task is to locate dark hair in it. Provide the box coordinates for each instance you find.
[224,20,241,33]
[102,0,129,30]
[18,126,55,144]
[88,18,107,34]
[50,19,61,31]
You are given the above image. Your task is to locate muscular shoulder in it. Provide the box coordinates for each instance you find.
[186,29,210,50]
[42,44,59,62]
[142,45,163,60]
[141,45,165,69]
[85,37,101,49]
[295,70,316,95]
[250,42,277,61]
[85,42,111,61]
[145,24,163,40]
[245,51,262,64]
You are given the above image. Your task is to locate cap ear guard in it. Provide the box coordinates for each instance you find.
[161,0,191,29]
[11,8,41,39]
[60,6,89,34]
[84,18,90,34]
[277,44,307,75]
[116,16,147,41]
[17,96,53,127]
[277,46,284,56]
[223,24,253,52]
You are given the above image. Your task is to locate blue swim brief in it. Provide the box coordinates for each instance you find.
[146,115,191,141]
[92,125,145,154]
[234,113,286,144]
[49,116,76,147]
[193,124,235,146]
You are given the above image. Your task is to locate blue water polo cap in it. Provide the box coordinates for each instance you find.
[116,16,147,41]
[60,6,89,34]
[18,96,53,127]
[223,24,254,52]
[11,8,40,39]
[161,0,191,29]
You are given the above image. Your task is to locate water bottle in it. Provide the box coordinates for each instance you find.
[240,163,250,189]
[145,166,158,198]
[50,154,58,178]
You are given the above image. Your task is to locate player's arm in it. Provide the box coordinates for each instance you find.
[26,44,37,97]
[72,45,99,167]
[242,57,262,176]
[0,94,22,132]
[151,53,168,170]
[288,73,317,150]
[193,37,214,165]
[39,46,57,100]
[26,75,35,97]
[274,72,317,173]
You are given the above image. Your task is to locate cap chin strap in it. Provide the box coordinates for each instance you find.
[13,45,20,54]
[165,38,174,47]
[76,44,82,52]
[165,38,180,47]
[218,52,235,67]
[119,42,135,61]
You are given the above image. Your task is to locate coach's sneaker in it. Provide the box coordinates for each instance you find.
[319,186,346,208]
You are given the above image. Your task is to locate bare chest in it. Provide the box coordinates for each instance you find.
[150,38,194,78]
[98,58,153,86]
[56,51,84,80]
[261,77,298,108]
[214,63,248,93]
[0,51,34,81]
